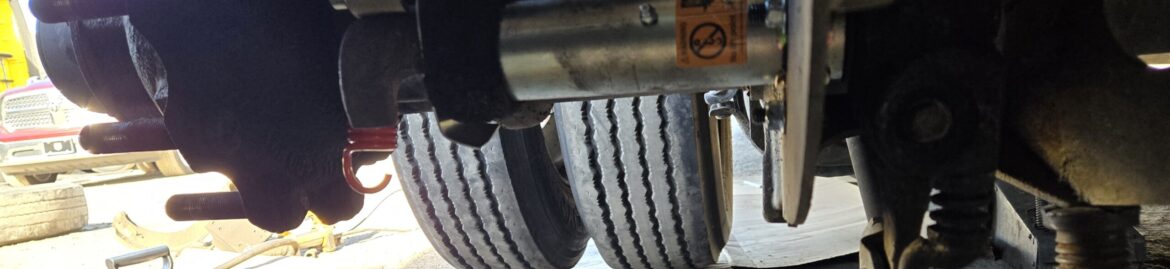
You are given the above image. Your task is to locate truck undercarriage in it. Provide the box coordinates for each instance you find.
[27,0,1170,268]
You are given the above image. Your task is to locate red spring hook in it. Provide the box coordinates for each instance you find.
[342,127,398,194]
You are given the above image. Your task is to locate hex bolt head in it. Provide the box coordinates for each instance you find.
[906,100,952,143]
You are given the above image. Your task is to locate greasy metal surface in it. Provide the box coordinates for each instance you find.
[777,0,830,225]
[499,0,783,101]
[416,0,516,124]
[339,14,418,129]
[123,0,362,231]
[843,0,1003,266]
[1003,0,1170,205]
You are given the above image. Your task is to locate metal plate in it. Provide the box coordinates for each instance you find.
[778,0,831,225]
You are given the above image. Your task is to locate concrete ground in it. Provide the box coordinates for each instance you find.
[0,127,1166,268]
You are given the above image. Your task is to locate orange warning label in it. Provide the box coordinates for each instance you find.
[676,0,748,68]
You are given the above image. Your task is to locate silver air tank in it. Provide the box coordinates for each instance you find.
[500,0,783,101]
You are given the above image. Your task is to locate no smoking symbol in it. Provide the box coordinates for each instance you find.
[689,23,727,60]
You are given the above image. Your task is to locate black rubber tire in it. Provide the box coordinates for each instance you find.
[555,95,733,269]
[393,113,588,269]
[0,183,88,246]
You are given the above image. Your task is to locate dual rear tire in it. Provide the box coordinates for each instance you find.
[394,94,731,269]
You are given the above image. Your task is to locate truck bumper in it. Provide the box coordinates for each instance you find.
[0,136,167,176]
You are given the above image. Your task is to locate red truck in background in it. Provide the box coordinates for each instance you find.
[0,81,191,186]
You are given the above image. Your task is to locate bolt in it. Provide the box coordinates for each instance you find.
[639,4,658,26]
[906,100,952,143]
[704,90,739,119]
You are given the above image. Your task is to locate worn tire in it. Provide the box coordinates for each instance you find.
[2,173,59,187]
[393,113,588,269]
[555,95,733,269]
[0,183,88,246]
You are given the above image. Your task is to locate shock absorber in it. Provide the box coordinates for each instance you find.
[898,173,995,269]
[1043,206,1138,269]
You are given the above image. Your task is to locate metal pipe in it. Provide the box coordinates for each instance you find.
[79,118,177,154]
[499,0,782,101]
[105,245,172,269]
[166,192,248,221]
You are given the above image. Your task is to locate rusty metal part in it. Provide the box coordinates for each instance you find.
[166,192,247,222]
[112,211,210,251]
[79,118,176,154]
[499,0,784,102]
[341,127,395,193]
[1003,0,1170,205]
[106,245,172,269]
[1044,206,1139,269]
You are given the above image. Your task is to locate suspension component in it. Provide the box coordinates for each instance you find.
[1043,206,1139,269]
[898,174,995,269]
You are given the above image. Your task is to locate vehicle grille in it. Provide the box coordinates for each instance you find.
[2,92,81,131]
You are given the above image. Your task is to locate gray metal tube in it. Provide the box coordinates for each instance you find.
[500,0,782,101]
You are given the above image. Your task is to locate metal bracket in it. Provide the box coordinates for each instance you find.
[767,0,892,226]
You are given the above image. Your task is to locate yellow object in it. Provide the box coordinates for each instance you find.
[0,0,28,91]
